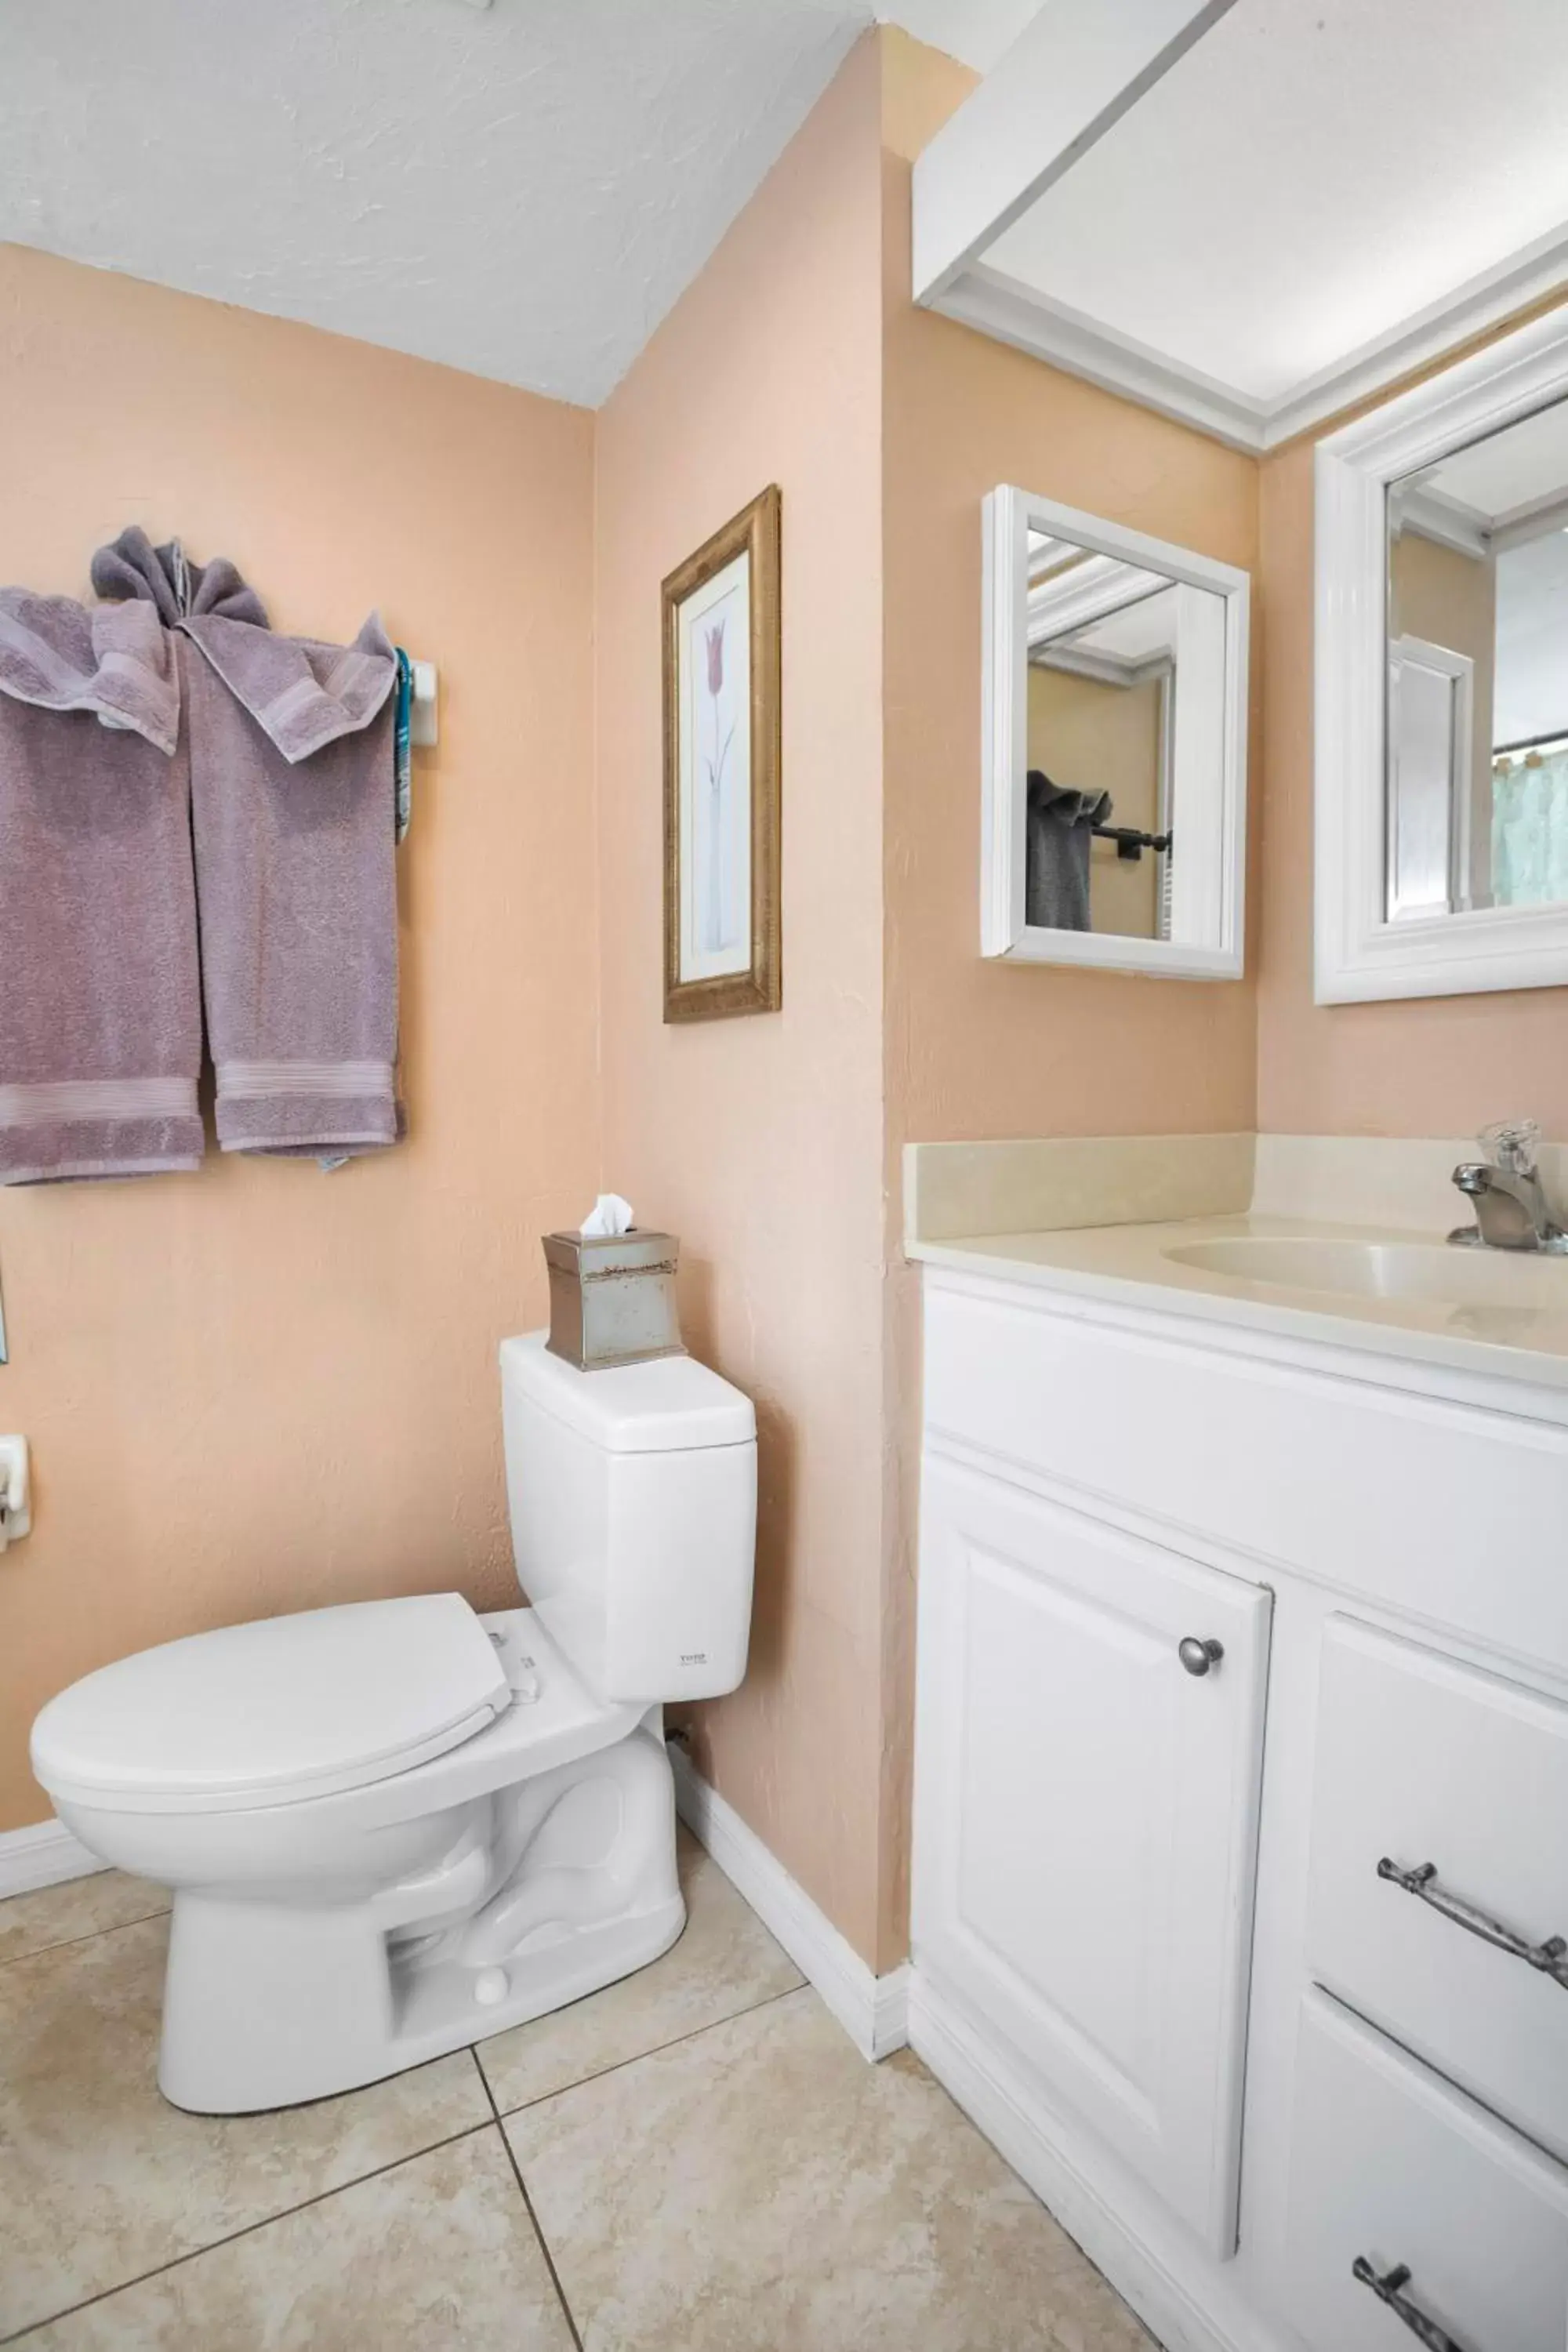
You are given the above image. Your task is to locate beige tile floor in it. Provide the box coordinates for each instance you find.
[0,1831,1157,2350]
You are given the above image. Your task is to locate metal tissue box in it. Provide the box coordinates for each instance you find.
[543,1229,685,1371]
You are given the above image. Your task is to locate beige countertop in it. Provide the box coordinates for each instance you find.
[908,1212,1568,1394]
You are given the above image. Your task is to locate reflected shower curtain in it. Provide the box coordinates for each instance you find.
[1492,750,1568,907]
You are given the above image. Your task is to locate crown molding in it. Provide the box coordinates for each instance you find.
[931,240,1568,456]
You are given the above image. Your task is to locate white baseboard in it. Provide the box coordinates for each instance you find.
[670,1747,909,2063]
[909,1973,1287,2352]
[0,1816,106,1901]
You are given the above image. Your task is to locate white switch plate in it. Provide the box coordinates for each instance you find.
[0,1436,30,1547]
[410,659,438,750]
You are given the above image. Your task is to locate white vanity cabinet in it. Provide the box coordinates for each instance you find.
[909,1259,1568,2352]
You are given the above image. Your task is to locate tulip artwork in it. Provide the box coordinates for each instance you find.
[662,485,781,1020]
[701,618,738,954]
[675,556,749,981]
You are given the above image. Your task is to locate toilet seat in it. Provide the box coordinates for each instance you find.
[31,1594,511,1815]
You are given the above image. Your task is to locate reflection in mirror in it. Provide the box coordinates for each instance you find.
[1026,541,1179,941]
[982,487,1248,981]
[1388,396,1568,921]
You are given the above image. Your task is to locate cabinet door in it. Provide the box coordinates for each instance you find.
[913,1456,1271,2254]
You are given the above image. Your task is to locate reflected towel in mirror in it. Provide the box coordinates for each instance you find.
[1025,769,1112,932]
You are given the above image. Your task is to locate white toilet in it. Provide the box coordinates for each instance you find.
[30,1334,756,2114]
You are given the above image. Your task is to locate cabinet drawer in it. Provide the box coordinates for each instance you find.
[1286,1991,1568,2352]
[1306,1617,1568,2162]
[922,1277,1568,1673]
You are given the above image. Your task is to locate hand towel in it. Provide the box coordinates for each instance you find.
[1025,768,1112,933]
[91,532,401,1160]
[181,611,401,1156]
[90,526,269,634]
[0,590,201,1182]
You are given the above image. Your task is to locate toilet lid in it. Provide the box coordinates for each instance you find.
[31,1595,512,1814]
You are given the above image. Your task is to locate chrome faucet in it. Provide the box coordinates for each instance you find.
[1449,1120,1568,1253]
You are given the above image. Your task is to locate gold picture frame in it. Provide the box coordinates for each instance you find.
[662,485,782,1021]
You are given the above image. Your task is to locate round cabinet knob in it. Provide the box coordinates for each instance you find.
[1178,1636,1224,1677]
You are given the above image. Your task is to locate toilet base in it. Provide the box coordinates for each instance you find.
[157,1726,685,2114]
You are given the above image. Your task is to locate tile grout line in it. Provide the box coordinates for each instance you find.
[473,2049,586,2352]
[0,1905,172,1974]
[5,1899,806,2344]
[0,2120,493,2347]
[481,1974,812,2124]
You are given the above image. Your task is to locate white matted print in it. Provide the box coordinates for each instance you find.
[662,486,781,1021]
[678,550,753,982]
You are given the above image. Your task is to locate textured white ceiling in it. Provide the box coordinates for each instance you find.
[0,0,1012,408]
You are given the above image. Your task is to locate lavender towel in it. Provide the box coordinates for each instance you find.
[181,612,401,1156]
[0,592,201,1183]
[90,527,269,635]
[93,530,401,1158]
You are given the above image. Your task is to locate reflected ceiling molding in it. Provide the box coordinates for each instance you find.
[1493,492,1568,554]
[1026,553,1171,644]
[1392,488,1492,561]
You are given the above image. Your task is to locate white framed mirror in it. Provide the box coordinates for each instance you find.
[981,486,1250,981]
[1316,307,1568,1003]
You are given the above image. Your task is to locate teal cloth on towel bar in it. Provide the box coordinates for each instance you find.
[393,647,412,844]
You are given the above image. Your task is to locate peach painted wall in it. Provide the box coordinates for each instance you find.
[593,40,892,1965]
[1257,437,1568,1136]
[879,46,1261,1157]
[591,33,1266,1970]
[0,244,599,1830]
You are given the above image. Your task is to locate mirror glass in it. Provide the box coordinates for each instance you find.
[1025,539,1181,939]
[1387,396,1568,920]
[984,488,1248,979]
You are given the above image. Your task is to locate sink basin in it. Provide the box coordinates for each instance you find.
[1163,1236,1568,1312]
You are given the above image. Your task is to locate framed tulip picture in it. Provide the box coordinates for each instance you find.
[662,485,782,1020]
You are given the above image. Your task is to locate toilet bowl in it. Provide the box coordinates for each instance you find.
[31,1335,757,2114]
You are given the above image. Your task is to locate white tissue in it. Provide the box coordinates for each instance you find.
[580,1192,634,1238]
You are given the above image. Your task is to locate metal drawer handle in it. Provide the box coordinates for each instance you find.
[1178,1636,1224,1677]
[1352,2259,1468,2350]
[1377,1857,1568,1990]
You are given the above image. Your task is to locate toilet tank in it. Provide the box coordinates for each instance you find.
[499,1332,756,1704]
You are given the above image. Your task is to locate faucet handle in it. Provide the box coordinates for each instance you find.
[1479,1119,1541,1175]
